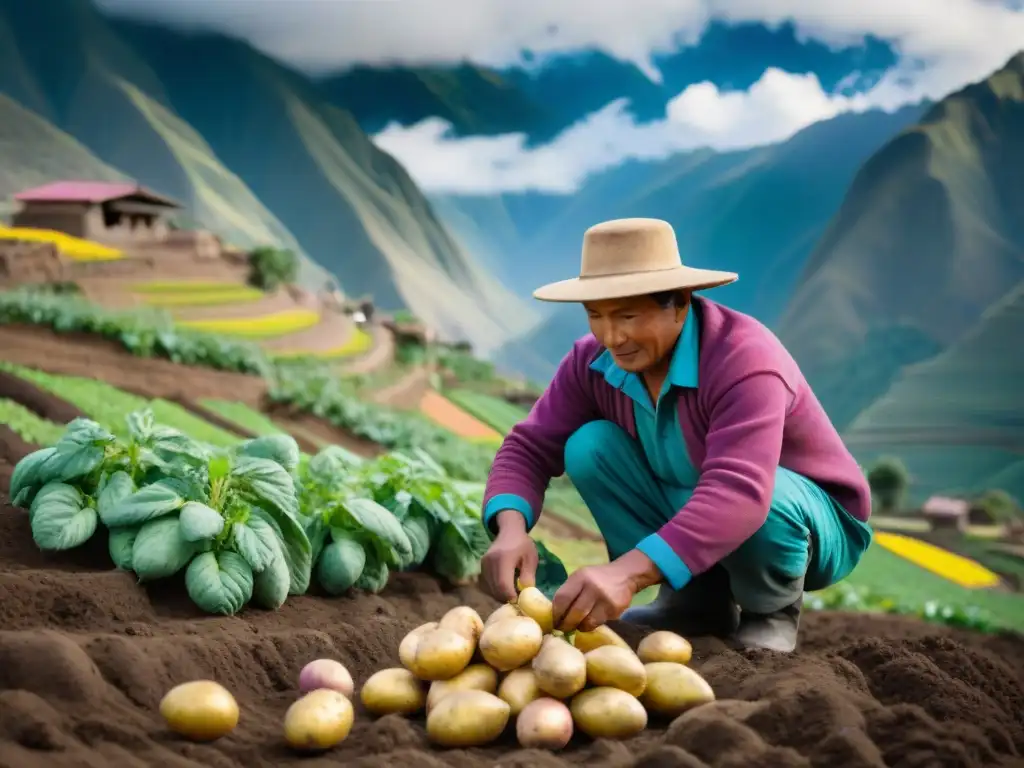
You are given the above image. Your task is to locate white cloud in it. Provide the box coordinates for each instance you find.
[373,68,870,193]
[95,0,1024,193]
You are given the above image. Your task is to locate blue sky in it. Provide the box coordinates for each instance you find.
[96,0,1024,194]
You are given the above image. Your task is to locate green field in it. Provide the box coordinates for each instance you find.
[0,363,241,448]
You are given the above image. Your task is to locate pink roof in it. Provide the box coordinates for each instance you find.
[14,181,180,207]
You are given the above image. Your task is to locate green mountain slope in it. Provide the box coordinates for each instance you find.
[0,0,536,352]
[777,51,1024,429]
[0,93,126,220]
[484,105,927,380]
[843,280,1024,502]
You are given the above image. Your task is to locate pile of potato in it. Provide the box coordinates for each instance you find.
[362,586,716,749]
[157,587,715,753]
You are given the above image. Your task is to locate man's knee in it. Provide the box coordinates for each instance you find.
[722,513,810,612]
[564,420,627,484]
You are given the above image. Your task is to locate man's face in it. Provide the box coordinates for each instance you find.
[583,294,687,373]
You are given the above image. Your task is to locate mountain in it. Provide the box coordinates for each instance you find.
[0,93,127,220]
[777,51,1024,430]
[0,0,537,353]
[480,104,928,381]
[322,22,897,145]
[842,280,1024,503]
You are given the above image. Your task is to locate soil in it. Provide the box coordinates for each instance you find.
[0,325,268,407]
[0,370,86,424]
[1,430,1023,767]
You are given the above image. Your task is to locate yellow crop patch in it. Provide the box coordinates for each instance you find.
[273,327,374,359]
[177,309,320,338]
[873,531,1001,588]
[133,280,244,293]
[0,226,123,261]
[139,287,264,307]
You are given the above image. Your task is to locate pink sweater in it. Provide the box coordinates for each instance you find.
[483,297,871,576]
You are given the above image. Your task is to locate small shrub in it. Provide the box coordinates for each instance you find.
[867,456,910,514]
[248,246,298,291]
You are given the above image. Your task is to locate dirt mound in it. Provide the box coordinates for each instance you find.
[1,439,1023,766]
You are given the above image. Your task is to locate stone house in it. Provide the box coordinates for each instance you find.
[12,181,181,245]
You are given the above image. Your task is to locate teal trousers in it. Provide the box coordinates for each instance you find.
[564,421,873,614]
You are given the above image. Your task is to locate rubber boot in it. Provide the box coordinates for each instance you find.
[620,565,740,638]
[732,599,803,653]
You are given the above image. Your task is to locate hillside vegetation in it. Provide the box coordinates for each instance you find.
[844,280,1024,502]
[778,52,1024,430]
[0,0,536,354]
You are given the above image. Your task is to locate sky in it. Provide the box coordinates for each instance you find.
[96,0,1024,195]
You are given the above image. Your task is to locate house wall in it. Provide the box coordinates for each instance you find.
[11,202,92,238]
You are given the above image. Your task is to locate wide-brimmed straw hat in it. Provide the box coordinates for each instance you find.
[533,217,737,303]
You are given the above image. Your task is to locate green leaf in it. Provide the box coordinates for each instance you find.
[29,482,98,550]
[104,479,187,527]
[333,498,412,568]
[431,524,482,584]
[208,454,231,482]
[231,456,300,520]
[305,514,330,564]
[57,418,115,450]
[401,512,432,569]
[179,501,225,542]
[252,549,290,610]
[96,471,135,527]
[126,409,156,441]
[9,447,58,507]
[131,515,199,581]
[250,507,312,596]
[534,541,569,600]
[237,434,301,475]
[232,516,278,573]
[40,442,105,485]
[354,550,389,594]
[108,526,138,570]
[317,533,366,595]
[185,551,254,615]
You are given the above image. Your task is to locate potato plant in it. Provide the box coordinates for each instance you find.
[9,409,493,616]
[298,447,491,595]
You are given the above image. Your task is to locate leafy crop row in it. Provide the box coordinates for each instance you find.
[267,369,495,481]
[10,409,491,615]
[0,289,270,375]
[0,363,241,448]
[0,398,66,445]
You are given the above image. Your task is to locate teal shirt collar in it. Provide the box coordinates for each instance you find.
[590,307,699,410]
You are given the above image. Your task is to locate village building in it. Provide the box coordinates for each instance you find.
[920,495,970,533]
[11,181,182,245]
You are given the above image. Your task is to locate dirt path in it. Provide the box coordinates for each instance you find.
[419,390,501,442]
[373,365,433,410]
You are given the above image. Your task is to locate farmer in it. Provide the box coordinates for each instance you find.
[479,218,872,652]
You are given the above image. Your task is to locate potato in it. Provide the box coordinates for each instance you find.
[517,586,554,633]
[517,697,574,750]
[485,602,520,627]
[426,690,511,747]
[283,689,354,752]
[573,625,631,654]
[360,668,427,716]
[398,622,438,669]
[570,686,647,740]
[570,687,647,740]
[410,628,475,680]
[585,645,647,697]
[497,667,542,715]
[532,637,587,699]
[637,631,693,665]
[298,659,355,699]
[479,615,544,672]
[641,662,715,717]
[426,663,499,713]
[160,680,239,742]
[438,606,485,644]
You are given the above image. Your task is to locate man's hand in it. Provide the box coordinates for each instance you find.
[551,549,663,632]
[481,510,538,602]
